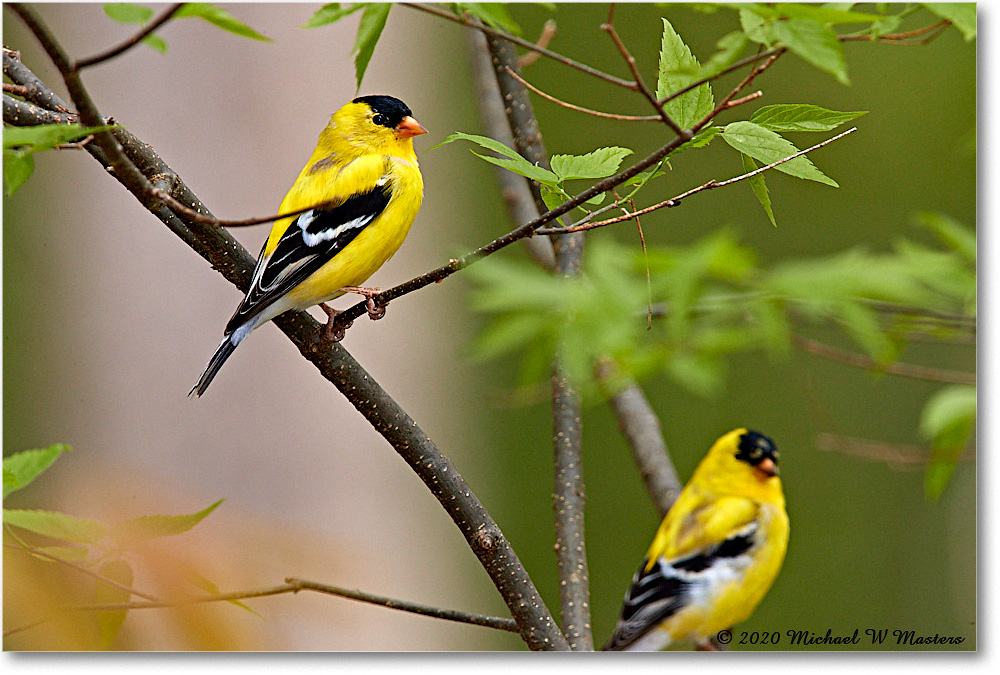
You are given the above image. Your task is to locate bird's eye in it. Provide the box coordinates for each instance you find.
[372,113,386,126]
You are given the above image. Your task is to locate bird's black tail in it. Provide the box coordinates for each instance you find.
[189,334,239,398]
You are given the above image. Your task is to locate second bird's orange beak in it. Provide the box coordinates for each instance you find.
[755,458,779,479]
[397,116,428,139]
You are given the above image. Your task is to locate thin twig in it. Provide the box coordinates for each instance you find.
[63,578,519,632]
[600,18,683,135]
[792,334,976,385]
[3,542,161,602]
[3,82,30,97]
[404,2,634,89]
[537,127,857,235]
[505,66,660,122]
[74,3,184,70]
[518,19,557,68]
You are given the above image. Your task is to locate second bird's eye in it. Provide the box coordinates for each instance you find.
[372,113,385,126]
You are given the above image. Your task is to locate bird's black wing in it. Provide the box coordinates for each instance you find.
[225,183,391,335]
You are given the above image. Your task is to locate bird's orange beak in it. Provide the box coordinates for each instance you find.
[397,116,428,139]
[755,458,779,479]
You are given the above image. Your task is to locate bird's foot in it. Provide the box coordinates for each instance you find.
[340,286,386,320]
[318,303,351,342]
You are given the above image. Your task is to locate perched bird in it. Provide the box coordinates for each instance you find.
[191,95,427,397]
[604,428,789,651]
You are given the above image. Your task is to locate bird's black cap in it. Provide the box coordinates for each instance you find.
[735,430,779,469]
[352,95,412,129]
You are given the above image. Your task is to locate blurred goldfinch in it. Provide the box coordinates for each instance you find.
[191,95,427,397]
[604,429,788,651]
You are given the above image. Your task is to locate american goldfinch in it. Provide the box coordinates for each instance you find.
[191,95,427,397]
[604,428,788,651]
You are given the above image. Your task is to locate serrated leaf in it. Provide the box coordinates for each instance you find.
[775,3,884,24]
[433,132,559,186]
[923,3,976,41]
[772,18,849,85]
[456,3,522,35]
[103,3,154,24]
[302,3,365,29]
[750,104,867,132]
[110,499,223,546]
[352,3,391,90]
[656,18,715,128]
[3,509,108,544]
[742,153,776,227]
[175,3,270,41]
[3,443,71,499]
[550,147,632,181]
[540,187,566,213]
[3,469,17,488]
[722,121,838,186]
[95,559,133,649]
[141,33,168,53]
[914,212,975,264]
[919,385,976,499]
[4,152,34,196]
[696,31,749,79]
[870,15,902,37]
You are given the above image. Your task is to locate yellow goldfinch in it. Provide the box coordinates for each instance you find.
[604,429,789,651]
[191,95,427,397]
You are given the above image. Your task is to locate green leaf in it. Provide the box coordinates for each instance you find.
[175,3,271,41]
[432,132,559,186]
[772,19,849,85]
[110,499,223,546]
[914,212,976,264]
[739,8,772,44]
[742,153,776,227]
[103,3,154,24]
[302,3,365,29]
[919,385,976,499]
[352,3,392,90]
[141,33,168,54]
[774,3,884,24]
[3,509,108,544]
[696,31,749,80]
[4,152,34,196]
[656,18,715,129]
[550,147,632,181]
[750,104,867,132]
[4,123,116,152]
[456,3,522,35]
[722,121,838,186]
[472,153,559,187]
[95,559,133,649]
[923,3,976,41]
[3,444,71,500]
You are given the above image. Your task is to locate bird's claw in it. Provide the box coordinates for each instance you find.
[319,303,351,342]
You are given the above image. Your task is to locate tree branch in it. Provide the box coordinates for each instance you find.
[536,127,857,235]
[403,2,635,90]
[503,66,661,122]
[74,3,184,70]
[484,32,593,651]
[61,577,519,633]
[594,361,682,518]
[7,8,568,650]
[792,334,976,385]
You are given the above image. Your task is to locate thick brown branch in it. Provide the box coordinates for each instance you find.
[7,10,567,650]
[74,3,184,70]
